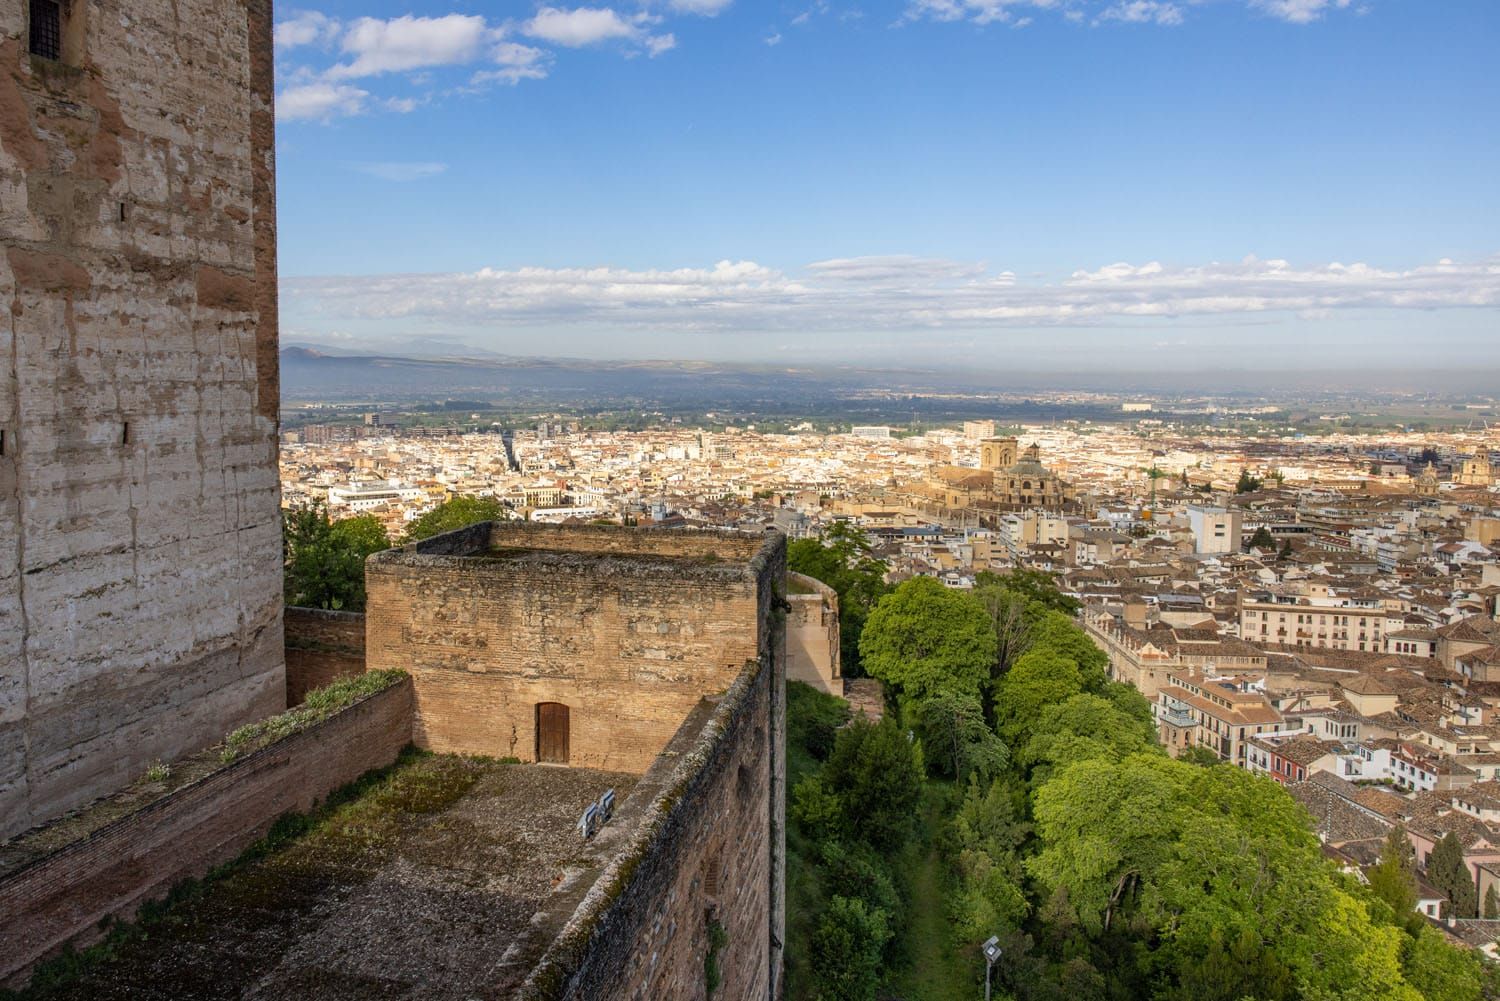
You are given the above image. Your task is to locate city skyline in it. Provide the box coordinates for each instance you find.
[275,1,1500,368]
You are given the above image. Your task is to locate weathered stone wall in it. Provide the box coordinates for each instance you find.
[284,607,366,705]
[366,523,782,775]
[516,658,775,1001]
[0,1,283,839]
[787,572,840,694]
[0,678,413,986]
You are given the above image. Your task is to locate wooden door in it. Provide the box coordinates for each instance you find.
[537,703,570,764]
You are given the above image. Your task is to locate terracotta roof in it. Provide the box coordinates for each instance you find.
[1354,786,1411,819]
[1342,675,1396,697]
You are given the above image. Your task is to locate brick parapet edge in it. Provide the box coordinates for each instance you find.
[0,677,415,987]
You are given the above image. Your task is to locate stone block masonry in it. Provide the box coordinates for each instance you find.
[365,520,788,997]
[0,1,284,839]
[0,676,413,986]
[366,523,782,774]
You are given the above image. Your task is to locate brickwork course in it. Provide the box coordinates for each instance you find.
[0,678,413,985]
[0,0,284,840]
[284,607,367,704]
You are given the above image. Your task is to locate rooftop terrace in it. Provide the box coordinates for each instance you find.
[10,753,634,1001]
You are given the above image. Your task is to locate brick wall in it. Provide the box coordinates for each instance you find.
[517,658,775,1001]
[284,607,367,705]
[0,679,413,986]
[0,0,283,839]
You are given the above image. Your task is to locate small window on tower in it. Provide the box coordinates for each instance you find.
[29,0,62,60]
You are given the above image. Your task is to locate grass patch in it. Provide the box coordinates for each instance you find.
[221,669,406,762]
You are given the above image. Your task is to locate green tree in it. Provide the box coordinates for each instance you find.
[1026,611,1110,688]
[974,568,1080,616]
[1020,693,1159,784]
[949,775,1033,946]
[1485,884,1499,920]
[1367,825,1418,919]
[858,577,997,702]
[1246,526,1275,551]
[404,494,507,542]
[1402,924,1484,1001]
[1176,745,1223,768]
[1236,469,1263,494]
[993,649,1083,745]
[818,840,904,959]
[1028,754,1426,1001]
[809,896,891,1001]
[971,578,1033,678]
[1428,832,1478,919]
[821,717,924,852]
[1278,539,1295,562]
[917,689,1009,781]
[282,503,390,611]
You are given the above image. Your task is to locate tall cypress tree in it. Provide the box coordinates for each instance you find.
[1367,825,1417,917]
[1428,832,1478,919]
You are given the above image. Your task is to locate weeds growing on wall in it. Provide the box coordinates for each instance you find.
[220,669,406,761]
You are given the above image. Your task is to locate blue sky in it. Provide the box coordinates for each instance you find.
[274,1,1500,369]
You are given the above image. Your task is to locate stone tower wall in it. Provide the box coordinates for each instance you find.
[980,436,1018,470]
[361,537,762,774]
[0,0,283,839]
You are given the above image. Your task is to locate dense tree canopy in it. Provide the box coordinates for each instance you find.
[786,567,1485,1001]
[282,503,390,611]
[859,577,997,703]
[403,495,507,542]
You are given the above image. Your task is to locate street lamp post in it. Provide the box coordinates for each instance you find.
[982,935,1002,1001]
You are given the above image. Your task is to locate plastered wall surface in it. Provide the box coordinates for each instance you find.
[0,1,284,839]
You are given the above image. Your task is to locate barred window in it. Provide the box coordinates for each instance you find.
[30,0,62,60]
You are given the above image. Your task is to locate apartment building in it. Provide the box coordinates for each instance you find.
[1155,672,1289,765]
[1239,586,1404,652]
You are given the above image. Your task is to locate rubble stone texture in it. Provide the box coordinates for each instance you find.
[0,0,284,840]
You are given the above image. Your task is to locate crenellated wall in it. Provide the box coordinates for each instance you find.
[366,523,781,774]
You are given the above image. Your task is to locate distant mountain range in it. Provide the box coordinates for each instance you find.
[279,344,882,405]
[278,344,1500,407]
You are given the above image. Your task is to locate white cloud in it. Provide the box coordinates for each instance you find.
[277,82,369,121]
[526,7,647,46]
[283,254,1500,333]
[472,42,552,85]
[350,162,448,182]
[1096,2,1184,26]
[328,14,493,79]
[668,0,735,13]
[1250,0,1353,23]
[523,7,677,57]
[765,31,784,45]
[275,10,340,49]
[904,0,1361,26]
